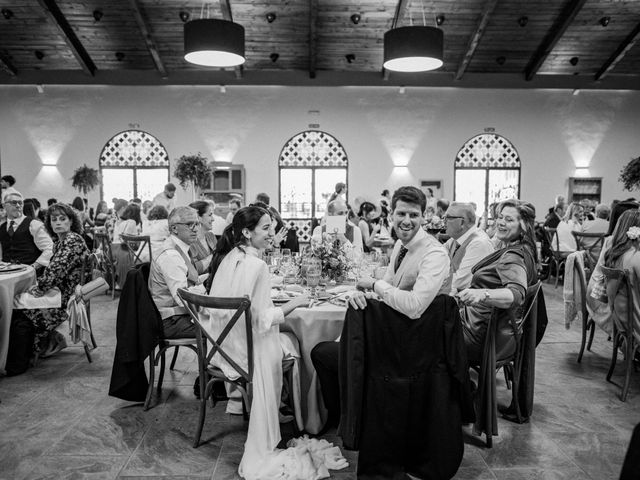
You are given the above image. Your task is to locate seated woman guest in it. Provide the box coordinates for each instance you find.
[188,200,217,274]
[93,200,109,227]
[20,203,89,357]
[203,206,345,479]
[140,205,169,262]
[553,202,584,252]
[268,206,299,253]
[112,203,141,287]
[357,201,381,252]
[457,199,538,363]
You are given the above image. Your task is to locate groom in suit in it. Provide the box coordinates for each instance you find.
[311,186,451,429]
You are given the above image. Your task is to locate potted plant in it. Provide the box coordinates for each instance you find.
[71,164,100,195]
[619,156,640,191]
[174,153,212,200]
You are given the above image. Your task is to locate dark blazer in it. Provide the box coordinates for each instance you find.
[339,296,475,480]
[108,263,161,402]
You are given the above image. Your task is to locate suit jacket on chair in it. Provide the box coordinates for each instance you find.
[338,296,475,480]
[108,263,161,402]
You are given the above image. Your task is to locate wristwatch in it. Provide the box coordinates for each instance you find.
[483,289,491,303]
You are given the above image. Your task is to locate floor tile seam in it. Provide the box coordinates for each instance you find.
[544,433,597,478]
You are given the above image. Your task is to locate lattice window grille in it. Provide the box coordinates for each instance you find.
[279,131,348,167]
[100,130,169,167]
[286,219,313,243]
[455,134,520,168]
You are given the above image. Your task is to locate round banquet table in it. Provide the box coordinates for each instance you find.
[0,265,36,374]
[281,301,347,434]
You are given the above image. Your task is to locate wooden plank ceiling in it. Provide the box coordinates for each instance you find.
[0,0,638,89]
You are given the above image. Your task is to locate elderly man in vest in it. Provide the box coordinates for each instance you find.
[311,198,363,253]
[443,202,494,295]
[149,206,204,339]
[0,192,53,274]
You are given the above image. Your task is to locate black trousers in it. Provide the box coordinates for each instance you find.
[311,341,341,428]
[161,314,196,339]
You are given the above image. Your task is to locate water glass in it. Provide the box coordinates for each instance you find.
[306,265,321,299]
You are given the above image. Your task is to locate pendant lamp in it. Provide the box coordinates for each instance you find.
[184,18,245,67]
[383,26,443,72]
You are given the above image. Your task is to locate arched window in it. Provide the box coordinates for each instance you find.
[99,130,169,202]
[453,133,521,216]
[279,130,348,242]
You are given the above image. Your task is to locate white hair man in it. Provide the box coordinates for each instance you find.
[311,198,363,253]
[0,192,53,273]
[148,206,204,338]
[443,202,495,294]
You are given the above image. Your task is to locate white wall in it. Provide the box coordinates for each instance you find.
[1,84,638,218]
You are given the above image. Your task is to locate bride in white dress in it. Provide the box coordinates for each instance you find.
[201,205,348,480]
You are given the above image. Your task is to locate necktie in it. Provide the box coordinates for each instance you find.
[448,239,459,259]
[394,245,408,272]
[7,220,15,237]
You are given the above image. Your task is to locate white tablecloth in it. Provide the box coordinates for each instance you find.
[0,266,36,374]
[282,302,346,434]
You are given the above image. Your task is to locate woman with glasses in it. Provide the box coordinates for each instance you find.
[188,200,217,274]
[203,206,346,479]
[15,203,89,363]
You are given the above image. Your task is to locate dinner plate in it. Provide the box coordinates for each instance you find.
[0,264,27,274]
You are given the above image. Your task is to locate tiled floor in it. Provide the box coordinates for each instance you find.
[1,283,638,480]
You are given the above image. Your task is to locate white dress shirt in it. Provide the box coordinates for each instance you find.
[152,192,176,213]
[554,220,581,252]
[373,227,450,319]
[4,215,54,267]
[211,213,227,236]
[447,226,495,294]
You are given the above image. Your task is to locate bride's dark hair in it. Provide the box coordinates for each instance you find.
[205,205,271,292]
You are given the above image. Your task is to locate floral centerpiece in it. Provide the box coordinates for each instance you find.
[310,233,352,282]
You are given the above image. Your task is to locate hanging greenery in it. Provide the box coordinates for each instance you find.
[174,153,212,197]
[619,156,640,191]
[71,164,100,195]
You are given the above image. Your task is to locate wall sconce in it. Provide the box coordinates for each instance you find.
[345,53,356,63]
[266,12,276,23]
[179,11,190,22]
[350,13,361,24]
[435,15,445,26]
[517,16,528,27]
[575,168,590,177]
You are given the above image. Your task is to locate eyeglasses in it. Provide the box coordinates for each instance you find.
[173,221,200,231]
[443,215,463,221]
[3,200,23,206]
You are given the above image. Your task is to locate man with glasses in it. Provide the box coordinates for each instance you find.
[443,202,494,295]
[0,192,53,273]
[148,206,204,339]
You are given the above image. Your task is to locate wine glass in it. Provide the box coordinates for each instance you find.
[306,264,321,299]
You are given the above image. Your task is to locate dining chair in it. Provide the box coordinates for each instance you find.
[177,288,300,448]
[472,280,541,447]
[120,233,152,265]
[601,266,639,402]
[93,232,117,299]
[570,251,597,363]
[76,253,100,363]
[572,231,606,271]
[543,227,570,288]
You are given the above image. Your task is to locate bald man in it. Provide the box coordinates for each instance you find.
[311,198,363,253]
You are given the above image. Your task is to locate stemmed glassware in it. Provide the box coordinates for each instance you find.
[306,264,321,300]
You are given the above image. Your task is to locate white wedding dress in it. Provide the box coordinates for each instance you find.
[201,246,348,480]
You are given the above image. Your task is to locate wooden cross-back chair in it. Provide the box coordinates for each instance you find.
[543,227,570,288]
[76,253,100,362]
[120,233,152,265]
[570,251,598,363]
[93,231,116,299]
[601,266,639,402]
[572,231,606,270]
[473,281,542,447]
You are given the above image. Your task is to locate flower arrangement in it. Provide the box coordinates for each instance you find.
[71,164,100,195]
[310,233,352,282]
[627,226,640,240]
[423,215,444,231]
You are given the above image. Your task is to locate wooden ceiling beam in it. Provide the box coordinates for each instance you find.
[309,0,318,79]
[219,0,243,79]
[524,0,587,81]
[455,0,499,81]
[127,0,167,78]
[0,52,17,76]
[37,0,96,76]
[595,21,640,81]
[383,0,410,80]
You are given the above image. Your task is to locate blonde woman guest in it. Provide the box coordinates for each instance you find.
[188,200,217,274]
[553,202,584,252]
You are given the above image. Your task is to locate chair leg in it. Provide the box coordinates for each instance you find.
[578,314,588,363]
[157,351,166,393]
[503,365,512,390]
[587,320,596,351]
[193,379,215,448]
[84,344,93,363]
[486,433,492,448]
[607,330,620,382]
[144,349,156,411]
[170,347,179,370]
[621,338,634,402]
